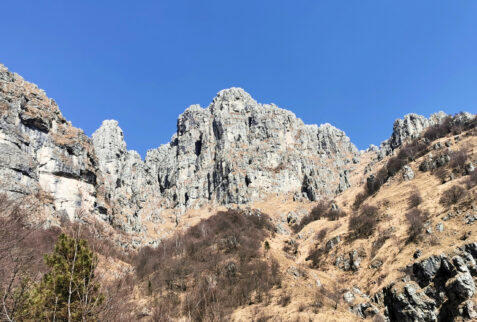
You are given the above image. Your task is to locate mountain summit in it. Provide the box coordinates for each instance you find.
[1,64,467,237]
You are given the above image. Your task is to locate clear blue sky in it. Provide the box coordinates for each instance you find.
[2,1,476,156]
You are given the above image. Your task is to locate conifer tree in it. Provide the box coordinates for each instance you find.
[26,233,104,321]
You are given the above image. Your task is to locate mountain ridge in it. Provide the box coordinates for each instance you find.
[0,63,469,241]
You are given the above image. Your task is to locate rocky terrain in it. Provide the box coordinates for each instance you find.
[0,64,359,237]
[0,63,476,321]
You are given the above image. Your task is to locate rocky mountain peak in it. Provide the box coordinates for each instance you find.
[11,63,471,238]
[92,120,127,154]
[209,87,259,114]
[143,89,359,210]
[375,111,449,159]
[390,112,447,149]
[91,120,127,190]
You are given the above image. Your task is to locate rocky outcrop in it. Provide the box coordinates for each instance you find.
[0,64,99,221]
[335,249,363,272]
[383,281,438,322]
[376,112,476,161]
[0,64,360,236]
[145,88,359,208]
[92,120,162,233]
[374,243,477,321]
[377,112,447,159]
[402,165,415,181]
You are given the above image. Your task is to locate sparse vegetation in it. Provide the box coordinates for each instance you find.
[279,292,291,307]
[306,247,326,268]
[294,201,346,232]
[466,170,477,188]
[353,191,368,210]
[434,167,451,183]
[439,185,467,207]
[355,113,475,209]
[449,148,468,171]
[315,228,329,241]
[405,209,429,243]
[408,190,423,209]
[366,140,430,197]
[348,205,379,240]
[371,228,393,259]
[134,209,281,321]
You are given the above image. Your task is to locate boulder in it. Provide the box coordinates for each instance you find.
[402,165,415,181]
[384,282,437,322]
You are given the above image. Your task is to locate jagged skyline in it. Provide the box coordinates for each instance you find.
[2,1,477,156]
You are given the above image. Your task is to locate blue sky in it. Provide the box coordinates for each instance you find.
[2,1,476,156]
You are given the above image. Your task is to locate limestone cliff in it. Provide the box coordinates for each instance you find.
[0,64,99,222]
[10,64,471,239]
[143,88,359,209]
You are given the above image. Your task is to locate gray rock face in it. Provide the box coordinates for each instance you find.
[343,291,355,304]
[92,120,161,233]
[402,165,415,181]
[419,152,452,172]
[377,112,447,159]
[0,65,362,236]
[326,235,341,251]
[0,64,99,221]
[377,243,477,321]
[351,302,379,319]
[384,282,437,322]
[145,88,359,208]
[335,249,363,272]
[445,256,475,301]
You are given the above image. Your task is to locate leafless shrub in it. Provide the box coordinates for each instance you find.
[367,167,388,195]
[380,199,391,209]
[135,209,280,320]
[279,293,291,307]
[315,228,328,241]
[428,234,441,246]
[324,209,347,221]
[423,116,453,141]
[386,156,407,177]
[449,149,468,171]
[423,113,476,142]
[439,185,467,207]
[466,170,477,189]
[398,140,429,161]
[348,205,379,240]
[283,240,299,255]
[319,286,341,310]
[434,167,451,183]
[408,190,423,209]
[294,201,328,232]
[0,195,62,320]
[353,191,368,210]
[295,201,345,232]
[405,209,429,244]
[306,247,326,268]
[371,228,392,259]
